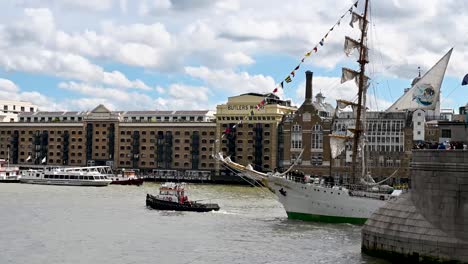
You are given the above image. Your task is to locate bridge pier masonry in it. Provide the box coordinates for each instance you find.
[362,150,468,263]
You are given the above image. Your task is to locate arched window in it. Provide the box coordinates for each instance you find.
[311,124,323,150]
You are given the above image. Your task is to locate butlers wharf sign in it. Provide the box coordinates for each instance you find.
[227,105,264,111]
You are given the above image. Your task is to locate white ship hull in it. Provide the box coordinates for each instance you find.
[265,176,388,224]
[216,153,398,224]
[20,178,111,187]
[20,167,112,187]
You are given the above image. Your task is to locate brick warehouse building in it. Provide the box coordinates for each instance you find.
[215,92,297,175]
[280,71,412,183]
[0,75,416,181]
[0,105,218,174]
[280,71,334,176]
[0,99,297,177]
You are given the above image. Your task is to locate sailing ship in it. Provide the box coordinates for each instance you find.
[214,0,452,224]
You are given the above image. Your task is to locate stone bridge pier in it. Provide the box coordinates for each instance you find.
[362,150,468,263]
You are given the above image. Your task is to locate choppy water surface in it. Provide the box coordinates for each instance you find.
[0,183,388,264]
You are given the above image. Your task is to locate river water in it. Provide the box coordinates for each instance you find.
[0,183,388,264]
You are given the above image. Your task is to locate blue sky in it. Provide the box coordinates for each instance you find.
[0,0,466,112]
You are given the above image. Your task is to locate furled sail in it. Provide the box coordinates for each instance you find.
[349,12,367,31]
[336,99,365,115]
[341,68,370,87]
[329,134,351,159]
[344,36,369,61]
[337,99,358,109]
[341,68,359,83]
[344,36,360,56]
[386,48,453,112]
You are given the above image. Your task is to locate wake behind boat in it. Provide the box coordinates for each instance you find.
[146,182,220,212]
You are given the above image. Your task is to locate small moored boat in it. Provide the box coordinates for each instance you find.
[0,159,20,183]
[110,169,144,186]
[146,182,220,212]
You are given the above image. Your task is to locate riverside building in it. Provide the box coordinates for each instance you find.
[2,77,459,182]
[0,100,37,122]
[0,98,297,178]
[280,71,413,184]
[280,71,334,176]
[215,92,297,175]
[0,105,218,173]
[332,111,412,183]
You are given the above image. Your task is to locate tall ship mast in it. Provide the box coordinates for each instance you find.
[214,0,453,224]
[350,0,370,184]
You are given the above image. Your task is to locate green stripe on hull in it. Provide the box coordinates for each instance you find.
[286,212,367,225]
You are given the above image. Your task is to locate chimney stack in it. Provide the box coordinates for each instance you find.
[305,71,313,104]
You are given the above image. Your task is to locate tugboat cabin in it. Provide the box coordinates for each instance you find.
[156,183,188,204]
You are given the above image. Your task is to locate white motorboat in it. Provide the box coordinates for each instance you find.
[20,166,112,187]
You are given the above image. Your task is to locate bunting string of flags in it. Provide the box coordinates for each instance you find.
[221,1,359,139]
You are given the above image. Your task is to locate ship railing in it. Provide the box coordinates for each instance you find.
[145,169,211,181]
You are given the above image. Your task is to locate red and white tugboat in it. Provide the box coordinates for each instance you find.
[146,182,220,212]
[110,169,144,186]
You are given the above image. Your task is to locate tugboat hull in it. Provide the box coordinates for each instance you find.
[146,194,219,212]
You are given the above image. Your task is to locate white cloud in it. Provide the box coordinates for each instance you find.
[58,81,213,111]
[0,48,151,90]
[155,86,166,94]
[168,84,209,101]
[101,22,172,48]
[0,78,61,111]
[64,97,116,112]
[214,0,240,12]
[223,52,254,66]
[185,66,276,95]
[293,76,393,111]
[0,0,467,110]
[52,0,114,11]
[151,83,213,110]
[0,78,19,92]
[119,0,128,14]
[138,0,172,15]
[58,82,149,102]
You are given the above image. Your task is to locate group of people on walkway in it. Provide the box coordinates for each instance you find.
[413,141,467,150]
